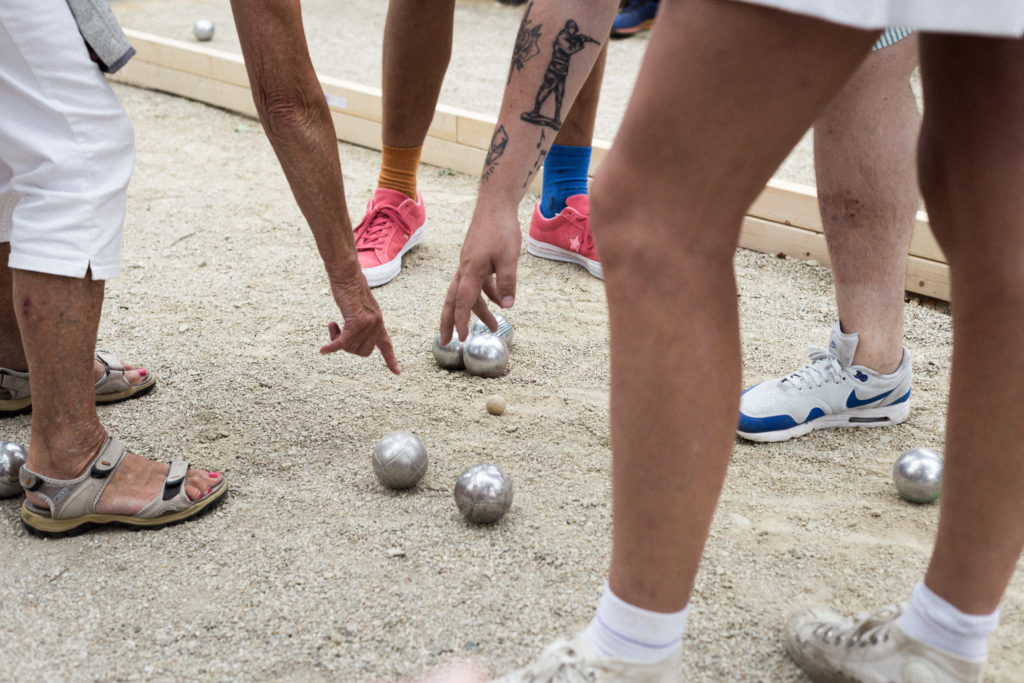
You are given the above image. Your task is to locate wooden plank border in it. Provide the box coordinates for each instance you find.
[112,29,950,302]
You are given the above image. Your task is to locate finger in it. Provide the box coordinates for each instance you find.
[452,277,482,342]
[494,257,518,309]
[440,275,462,345]
[377,333,401,375]
[328,321,341,340]
[472,299,498,332]
[482,274,501,307]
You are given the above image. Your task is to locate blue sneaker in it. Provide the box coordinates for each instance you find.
[737,323,912,442]
[611,0,659,37]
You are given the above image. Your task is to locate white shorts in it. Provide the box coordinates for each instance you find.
[0,0,134,280]
[730,0,1024,38]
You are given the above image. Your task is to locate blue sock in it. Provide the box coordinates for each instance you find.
[540,144,591,218]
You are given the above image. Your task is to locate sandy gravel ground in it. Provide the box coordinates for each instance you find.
[1,1,1021,681]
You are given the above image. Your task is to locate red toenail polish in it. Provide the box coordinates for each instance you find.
[210,471,221,477]
[206,488,212,495]
[139,368,148,377]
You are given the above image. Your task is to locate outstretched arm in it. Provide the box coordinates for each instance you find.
[231,0,400,374]
[440,0,618,343]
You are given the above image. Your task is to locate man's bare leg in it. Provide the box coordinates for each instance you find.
[917,34,1024,615]
[552,43,606,147]
[815,34,920,372]
[381,0,456,149]
[13,269,219,512]
[590,0,876,611]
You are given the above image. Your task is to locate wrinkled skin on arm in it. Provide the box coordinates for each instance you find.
[231,0,399,374]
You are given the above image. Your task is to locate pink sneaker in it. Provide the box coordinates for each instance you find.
[354,188,426,287]
[526,194,602,279]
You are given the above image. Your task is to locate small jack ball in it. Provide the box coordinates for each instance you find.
[193,19,215,41]
[372,431,428,489]
[892,447,943,503]
[485,395,506,416]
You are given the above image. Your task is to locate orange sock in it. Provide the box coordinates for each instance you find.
[377,144,422,199]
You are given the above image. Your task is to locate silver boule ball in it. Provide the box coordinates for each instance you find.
[372,431,428,489]
[454,463,513,524]
[193,19,215,41]
[463,333,509,378]
[0,441,27,499]
[433,329,466,370]
[893,447,943,503]
[470,312,514,347]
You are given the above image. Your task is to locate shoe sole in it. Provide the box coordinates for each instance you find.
[737,401,910,443]
[611,19,655,37]
[95,375,157,405]
[526,236,603,279]
[361,222,426,287]
[21,483,228,538]
[0,397,33,417]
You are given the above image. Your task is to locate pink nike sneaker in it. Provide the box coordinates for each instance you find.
[354,187,426,287]
[526,194,602,279]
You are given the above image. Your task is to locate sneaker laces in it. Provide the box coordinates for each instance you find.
[780,346,846,390]
[517,639,604,682]
[813,604,902,649]
[354,205,409,253]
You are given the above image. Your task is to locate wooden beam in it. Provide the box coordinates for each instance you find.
[112,29,952,301]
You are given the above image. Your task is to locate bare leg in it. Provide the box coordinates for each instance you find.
[917,35,1024,615]
[552,43,607,147]
[3,243,147,386]
[13,269,219,512]
[814,35,920,372]
[0,243,27,371]
[381,0,456,148]
[590,0,877,611]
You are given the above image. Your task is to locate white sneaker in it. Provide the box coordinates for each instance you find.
[737,322,911,442]
[785,604,985,682]
[494,633,682,682]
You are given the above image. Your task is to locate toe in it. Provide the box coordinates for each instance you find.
[184,468,221,501]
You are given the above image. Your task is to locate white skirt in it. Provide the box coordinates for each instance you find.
[731,0,1024,38]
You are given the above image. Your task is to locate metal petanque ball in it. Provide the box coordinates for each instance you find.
[372,431,428,489]
[892,447,943,504]
[432,329,467,370]
[454,463,513,524]
[463,333,509,378]
[193,19,215,41]
[470,312,514,347]
[0,441,27,499]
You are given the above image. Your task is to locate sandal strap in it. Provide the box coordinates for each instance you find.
[94,350,133,395]
[19,437,126,518]
[136,458,197,518]
[0,368,31,400]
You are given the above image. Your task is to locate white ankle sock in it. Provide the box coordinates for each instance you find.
[583,583,689,664]
[897,581,1000,660]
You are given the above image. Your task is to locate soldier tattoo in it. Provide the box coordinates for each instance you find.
[521,19,600,130]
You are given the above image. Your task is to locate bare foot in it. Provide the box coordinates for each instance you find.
[26,448,222,515]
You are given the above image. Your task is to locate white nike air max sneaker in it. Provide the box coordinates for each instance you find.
[785,603,985,682]
[737,322,912,442]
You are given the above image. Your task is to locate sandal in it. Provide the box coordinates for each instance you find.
[0,350,156,416]
[93,350,157,404]
[19,437,227,537]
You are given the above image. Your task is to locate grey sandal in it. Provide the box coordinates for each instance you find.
[19,437,227,537]
[0,350,156,416]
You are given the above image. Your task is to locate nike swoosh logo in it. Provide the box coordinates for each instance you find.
[846,388,893,408]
